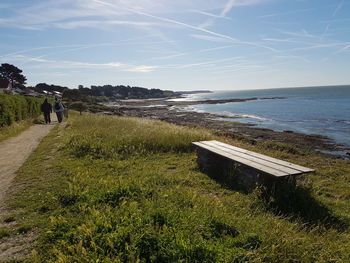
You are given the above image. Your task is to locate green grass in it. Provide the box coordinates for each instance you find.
[0,229,10,239]
[3,113,350,262]
[64,114,213,158]
[3,216,16,223]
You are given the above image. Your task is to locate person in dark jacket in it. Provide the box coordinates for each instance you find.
[41,98,52,124]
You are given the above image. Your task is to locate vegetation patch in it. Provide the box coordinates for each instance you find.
[64,114,212,158]
[3,216,16,223]
[0,229,10,239]
[4,113,350,262]
[0,94,42,127]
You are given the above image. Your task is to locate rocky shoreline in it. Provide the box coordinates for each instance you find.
[103,97,350,159]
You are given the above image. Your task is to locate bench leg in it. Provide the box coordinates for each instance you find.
[195,147,298,194]
[196,148,264,193]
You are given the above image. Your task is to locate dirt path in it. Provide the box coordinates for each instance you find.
[0,123,54,209]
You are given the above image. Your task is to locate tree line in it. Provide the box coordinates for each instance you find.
[1,63,175,100]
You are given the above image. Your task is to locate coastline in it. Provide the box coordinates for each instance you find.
[104,97,350,159]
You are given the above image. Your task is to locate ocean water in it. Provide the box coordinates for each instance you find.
[178,86,350,148]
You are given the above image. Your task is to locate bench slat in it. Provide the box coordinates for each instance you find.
[208,140,314,173]
[200,141,303,175]
[193,142,291,177]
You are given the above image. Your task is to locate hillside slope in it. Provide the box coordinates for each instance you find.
[1,113,349,262]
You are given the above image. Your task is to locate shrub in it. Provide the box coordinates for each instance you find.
[69,101,88,115]
[0,94,42,127]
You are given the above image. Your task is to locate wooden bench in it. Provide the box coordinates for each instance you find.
[192,140,315,192]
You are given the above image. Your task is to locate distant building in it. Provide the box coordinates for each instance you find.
[13,88,25,95]
[53,91,62,97]
[24,87,40,97]
[0,79,12,94]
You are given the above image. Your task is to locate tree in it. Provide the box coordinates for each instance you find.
[34,83,68,93]
[62,89,83,101]
[0,63,27,89]
[70,101,88,115]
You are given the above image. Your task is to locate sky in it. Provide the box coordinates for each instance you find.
[0,0,350,91]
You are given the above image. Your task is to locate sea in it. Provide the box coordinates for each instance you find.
[173,85,350,150]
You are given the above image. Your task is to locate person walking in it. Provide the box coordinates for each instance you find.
[53,97,64,123]
[40,98,52,124]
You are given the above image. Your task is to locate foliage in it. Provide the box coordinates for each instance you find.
[0,63,27,89]
[69,101,88,115]
[35,83,175,101]
[62,89,82,101]
[0,94,42,127]
[0,229,10,239]
[34,83,69,93]
[85,95,109,103]
[3,113,350,262]
[82,84,175,99]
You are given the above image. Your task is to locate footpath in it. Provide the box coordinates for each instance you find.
[0,123,54,210]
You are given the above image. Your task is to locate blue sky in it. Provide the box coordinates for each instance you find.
[0,0,350,91]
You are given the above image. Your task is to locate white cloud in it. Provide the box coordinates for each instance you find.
[191,34,234,43]
[262,38,310,44]
[150,53,187,60]
[0,0,277,56]
[160,57,246,69]
[5,54,160,73]
[334,44,350,54]
[149,45,241,61]
[278,29,320,39]
[259,8,313,18]
[0,44,109,58]
[275,55,310,63]
[94,0,278,53]
[53,20,164,30]
[287,42,348,52]
[188,10,231,19]
[126,65,159,72]
[196,0,268,29]
[220,0,269,17]
[0,0,270,31]
[333,1,344,17]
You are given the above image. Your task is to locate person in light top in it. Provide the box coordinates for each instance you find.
[53,97,64,123]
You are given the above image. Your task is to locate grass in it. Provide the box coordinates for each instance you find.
[3,216,16,223]
[0,229,10,239]
[2,113,350,262]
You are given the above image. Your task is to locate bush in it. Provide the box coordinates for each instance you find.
[69,101,88,115]
[0,94,42,127]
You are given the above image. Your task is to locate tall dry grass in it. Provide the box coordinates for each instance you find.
[64,114,213,158]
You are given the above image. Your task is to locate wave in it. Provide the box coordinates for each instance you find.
[171,105,206,112]
[140,104,167,108]
[333,120,350,125]
[292,119,350,125]
[221,112,273,121]
[174,106,273,121]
